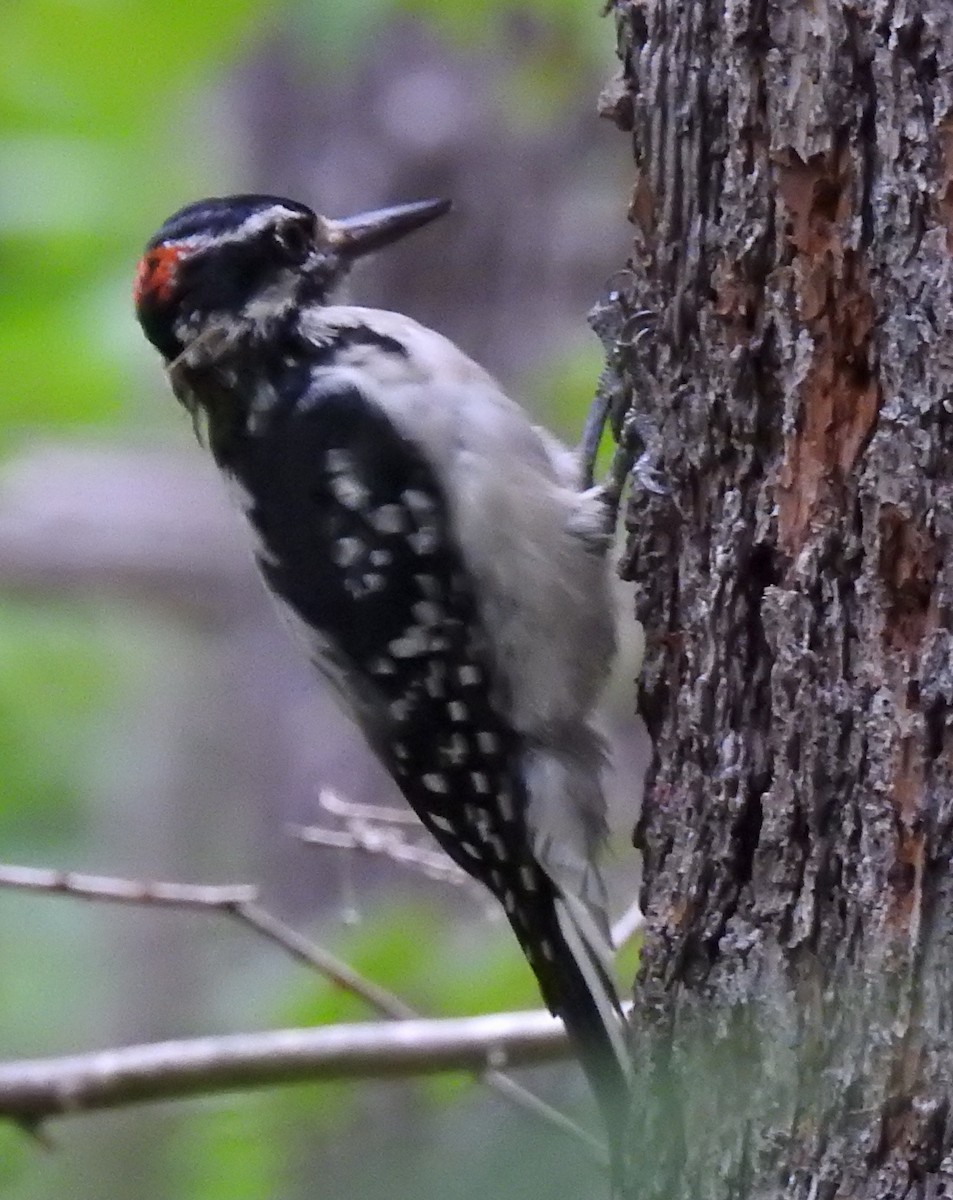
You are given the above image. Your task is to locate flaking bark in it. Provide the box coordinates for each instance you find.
[599,1,953,1196]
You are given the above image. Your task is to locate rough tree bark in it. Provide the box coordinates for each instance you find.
[600,1,953,1197]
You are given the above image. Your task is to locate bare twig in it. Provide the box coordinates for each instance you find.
[0,863,605,1161]
[231,901,415,1020]
[291,787,478,891]
[478,1069,607,1161]
[303,790,643,948]
[290,821,472,888]
[0,864,257,909]
[318,787,421,826]
[0,1011,571,1123]
[0,865,413,1021]
[292,815,640,1161]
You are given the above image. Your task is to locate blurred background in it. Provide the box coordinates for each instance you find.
[0,2,645,1197]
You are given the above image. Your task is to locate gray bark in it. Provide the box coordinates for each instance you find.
[600,1,953,1197]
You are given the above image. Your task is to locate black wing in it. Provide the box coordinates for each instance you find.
[225,383,528,871]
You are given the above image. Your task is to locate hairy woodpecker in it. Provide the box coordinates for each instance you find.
[134,194,632,1189]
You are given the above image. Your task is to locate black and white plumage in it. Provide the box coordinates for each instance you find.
[134,194,632,1191]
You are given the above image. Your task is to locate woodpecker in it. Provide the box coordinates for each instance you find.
[134,194,632,1191]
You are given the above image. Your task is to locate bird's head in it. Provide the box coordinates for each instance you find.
[134,193,451,362]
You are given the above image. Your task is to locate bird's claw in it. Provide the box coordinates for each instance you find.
[630,448,669,497]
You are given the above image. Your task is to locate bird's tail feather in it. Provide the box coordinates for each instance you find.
[515,734,632,1194]
[507,881,632,1198]
[553,893,632,1198]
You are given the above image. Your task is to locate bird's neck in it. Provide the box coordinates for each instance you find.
[167,313,313,465]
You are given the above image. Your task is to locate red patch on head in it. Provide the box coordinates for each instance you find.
[133,244,183,308]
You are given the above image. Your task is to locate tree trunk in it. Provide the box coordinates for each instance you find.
[601,1,953,1196]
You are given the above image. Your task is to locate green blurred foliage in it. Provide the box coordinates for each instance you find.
[0,604,110,851]
[0,1123,31,1191]
[291,0,607,88]
[524,340,613,465]
[0,1,266,443]
[172,1100,284,1200]
[280,903,539,1029]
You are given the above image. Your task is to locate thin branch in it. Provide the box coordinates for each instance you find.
[0,1011,570,1123]
[230,900,415,1020]
[290,821,473,889]
[219,904,610,1161]
[0,864,408,1020]
[291,787,479,892]
[0,864,257,909]
[317,787,421,826]
[478,1068,607,1162]
[0,863,605,1161]
[295,792,646,946]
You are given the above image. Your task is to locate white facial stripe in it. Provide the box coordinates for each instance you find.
[160,205,305,256]
[235,205,304,239]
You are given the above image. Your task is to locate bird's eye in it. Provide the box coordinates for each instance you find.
[276,220,313,264]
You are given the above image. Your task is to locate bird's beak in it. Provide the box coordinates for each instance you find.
[327,198,452,259]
